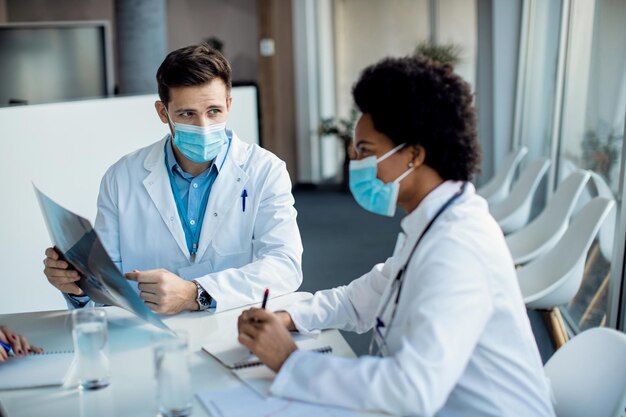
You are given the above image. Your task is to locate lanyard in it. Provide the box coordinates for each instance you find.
[165,135,232,256]
[369,182,467,356]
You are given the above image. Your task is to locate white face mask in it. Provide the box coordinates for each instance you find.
[348,144,415,217]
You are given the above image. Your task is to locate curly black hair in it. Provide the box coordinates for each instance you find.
[352,55,480,181]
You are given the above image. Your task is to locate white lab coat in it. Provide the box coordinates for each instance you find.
[82,131,302,312]
[271,181,555,417]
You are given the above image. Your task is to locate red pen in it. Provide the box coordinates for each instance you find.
[261,288,269,309]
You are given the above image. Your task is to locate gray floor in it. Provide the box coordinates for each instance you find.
[293,185,555,361]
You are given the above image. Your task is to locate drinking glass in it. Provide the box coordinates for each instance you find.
[154,331,192,417]
[72,308,110,390]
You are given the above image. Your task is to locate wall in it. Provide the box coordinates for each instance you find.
[166,0,259,82]
[257,0,297,179]
[436,0,477,88]
[5,0,260,85]
[5,0,113,21]
[0,0,7,22]
[333,0,430,119]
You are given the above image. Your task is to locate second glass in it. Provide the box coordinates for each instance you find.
[154,331,192,417]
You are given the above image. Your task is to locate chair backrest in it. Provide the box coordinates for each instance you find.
[544,327,626,417]
[490,158,551,234]
[517,197,614,309]
[589,172,616,260]
[505,170,590,265]
[478,146,528,206]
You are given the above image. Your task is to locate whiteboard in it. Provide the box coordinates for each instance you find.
[0,86,260,313]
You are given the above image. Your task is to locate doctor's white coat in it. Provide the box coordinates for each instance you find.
[77,132,302,312]
[272,181,554,417]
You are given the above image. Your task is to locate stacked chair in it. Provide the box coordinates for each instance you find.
[516,197,614,311]
[490,158,551,234]
[477,146,528,206]
[505,170,590,265]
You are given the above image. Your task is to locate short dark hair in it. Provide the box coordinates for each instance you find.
[156,43,232,105]
[352,56,480,181]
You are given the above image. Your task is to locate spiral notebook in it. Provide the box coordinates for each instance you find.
[202,336,333,395]
[0,350,74,390]
[214,345,332,370]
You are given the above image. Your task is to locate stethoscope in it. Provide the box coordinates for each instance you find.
[369,182,468,357]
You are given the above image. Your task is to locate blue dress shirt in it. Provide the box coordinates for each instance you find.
[165,138,219,256]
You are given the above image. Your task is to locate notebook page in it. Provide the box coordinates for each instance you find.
[0,352,74,390]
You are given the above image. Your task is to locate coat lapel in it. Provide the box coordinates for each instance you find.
[142,138,190,259]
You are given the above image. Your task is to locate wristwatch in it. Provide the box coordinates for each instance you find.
[193,280,212,311]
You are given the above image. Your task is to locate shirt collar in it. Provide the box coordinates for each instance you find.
[400,180,470,235]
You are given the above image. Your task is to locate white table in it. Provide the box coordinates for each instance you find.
[0,292,361,417]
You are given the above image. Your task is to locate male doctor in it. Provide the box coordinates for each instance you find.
[42,44,303,314]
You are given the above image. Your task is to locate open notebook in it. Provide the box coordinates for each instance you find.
[203,336,333,395]
[0,350,74,390]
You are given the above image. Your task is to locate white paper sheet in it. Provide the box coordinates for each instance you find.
[197,385,357,417]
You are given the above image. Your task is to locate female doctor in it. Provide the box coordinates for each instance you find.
[237,56,555,416]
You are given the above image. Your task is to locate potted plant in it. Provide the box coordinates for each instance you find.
[581,123,623,190]
[318,108,359,191]
[414,40,462,67]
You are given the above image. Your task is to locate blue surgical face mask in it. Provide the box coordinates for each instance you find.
[349,143,415,217]
[166,110,228,163]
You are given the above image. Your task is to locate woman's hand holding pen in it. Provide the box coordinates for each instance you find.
[237,308,298,372]
[0,325,43,362]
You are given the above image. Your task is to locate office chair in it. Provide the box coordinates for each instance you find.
[477,146,528,206]
[516,197,614,310]
[505,170,590,265]
[544,327,626,417]
[490,158,551,234]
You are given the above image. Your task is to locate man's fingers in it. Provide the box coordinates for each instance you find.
[126,271,160,284]
[138,283,159,294]
[145,301,159,312]
[140,291,159,304]
[45,247,59,260]
[125,272,139,281]
[43,257,71,270]
[57,283,84,296]
[44,266,79,280]
[46,273,80,285]
[0,349,7,362]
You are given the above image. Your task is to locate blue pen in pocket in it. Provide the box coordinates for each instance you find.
[241,189,248,212]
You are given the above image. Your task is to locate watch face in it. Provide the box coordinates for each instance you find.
[199,291,211,307]
[197,286,211,309]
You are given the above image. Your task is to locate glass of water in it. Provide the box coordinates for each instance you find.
[72,308,110,390]
[154,330,192,417]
